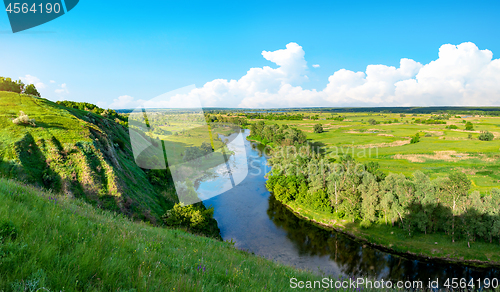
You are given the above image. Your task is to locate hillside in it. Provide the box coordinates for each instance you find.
[0,91,176,223]
[0,178,325,291]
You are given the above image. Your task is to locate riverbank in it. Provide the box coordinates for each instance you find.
[244,133,500,269]
[280,199,500,268]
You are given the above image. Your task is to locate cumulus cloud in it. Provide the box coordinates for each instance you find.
[111,42,500,109]
[312,64,320,68]
[20,74,45,89]
[55,83,69,94]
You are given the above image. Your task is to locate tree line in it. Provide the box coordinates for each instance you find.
[255,122,500,247]
[249,121,307,146]
[0,76,41,97]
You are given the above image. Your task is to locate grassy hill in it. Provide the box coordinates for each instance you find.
[0,178,324,291]
[0,91,177,223]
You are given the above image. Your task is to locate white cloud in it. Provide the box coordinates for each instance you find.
[312,64,320,68]
[55,83,69,94]
[50,80,56,83]
[114,42,500,109]
[183,42,500,107]
[19,74,45,89]
[109,95,141,109]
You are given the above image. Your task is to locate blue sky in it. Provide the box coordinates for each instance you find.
[1,0,500,108]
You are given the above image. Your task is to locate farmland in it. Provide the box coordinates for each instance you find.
[242,112,499,192]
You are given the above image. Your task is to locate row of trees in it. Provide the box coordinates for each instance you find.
[260,125,500,246]
[249,121,307,146]
[243,113,304,121]
[0,77,40,96]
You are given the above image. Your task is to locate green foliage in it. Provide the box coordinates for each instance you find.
[478,131,494,141]
[24,84,41,97]
[446,125,458,129]
[410,133,420,144]
[414,118,446,124]
[465,121,474,131]
[313,123,323,133]
[162,203,218,237]
[0,77,24,93]
[249,121,306,146]
[368,118,378,125]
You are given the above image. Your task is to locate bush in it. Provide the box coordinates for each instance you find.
[313,124,323,133]
[410,133,420,144]
[478,131,494,141]
[446,125,458,129]
[465,121,474,131]
[12,111,36,127]
[368,118,377,125]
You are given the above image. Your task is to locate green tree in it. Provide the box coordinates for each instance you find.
[313,124,324,133]
[465,121,474,131]
[24,84,41,97]
[478,131,494,141]
[442,172,471,243]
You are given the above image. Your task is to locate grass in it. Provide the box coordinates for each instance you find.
[0,91,176,222]
[248,112,500,192]
[0,178,331,292]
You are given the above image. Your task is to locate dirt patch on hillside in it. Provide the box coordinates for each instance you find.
[377,133,394,137]
[357,139,411,149]
[394,151,473,163]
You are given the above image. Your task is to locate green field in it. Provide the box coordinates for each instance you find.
[247,112,499,192]
[0,178,330,292]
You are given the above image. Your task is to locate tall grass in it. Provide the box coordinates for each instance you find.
[0,178,329,291]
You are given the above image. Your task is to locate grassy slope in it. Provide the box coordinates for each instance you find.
[0,92,174,222]
[0,178,326,291]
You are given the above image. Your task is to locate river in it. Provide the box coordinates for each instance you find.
[196,129,500,283]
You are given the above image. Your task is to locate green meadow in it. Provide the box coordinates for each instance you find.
[250,112,500,192]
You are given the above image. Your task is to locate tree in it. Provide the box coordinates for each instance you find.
[442,172,471,243]
[368,118,377,125]
[24,84,41,97]
[478,131,494,141]
[410,133,420,144]
[313,124,324,133]
[465,121,474,131]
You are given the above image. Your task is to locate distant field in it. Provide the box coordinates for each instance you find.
[247,112,500,192]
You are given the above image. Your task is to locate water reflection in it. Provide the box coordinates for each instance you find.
[268,195,500,282]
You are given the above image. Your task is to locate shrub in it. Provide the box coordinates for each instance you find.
[368,118,377,125]
[410,133,420,144]
[478,131,494,141]
[465,121,474,131]
[12,111,36,127]
[446,125,458,129]
[313,124,323,133]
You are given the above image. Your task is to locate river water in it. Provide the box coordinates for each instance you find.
[196,129,499,284]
